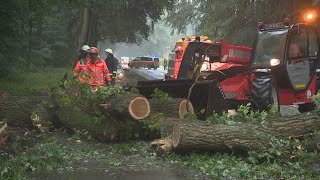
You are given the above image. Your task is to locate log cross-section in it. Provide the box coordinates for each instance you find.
[128,97,150,120]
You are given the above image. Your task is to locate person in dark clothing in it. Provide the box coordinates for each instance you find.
[104,48,118,85]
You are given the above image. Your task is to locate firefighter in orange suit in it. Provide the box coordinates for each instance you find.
[172,46,184,79]
[73,45,91,82]
[86,47,112,91]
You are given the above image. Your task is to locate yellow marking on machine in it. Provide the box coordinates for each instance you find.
[295,84,305,89]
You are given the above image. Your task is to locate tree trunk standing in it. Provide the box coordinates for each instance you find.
[77,8,90,48]
[28,17,32,66]
[35,16,43,49]
[151,114,320,154]
[87,10,98,46]
[77,7,98,48]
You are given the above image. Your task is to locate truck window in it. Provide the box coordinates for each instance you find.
[154,58,159,62]
[289,27,308,59]
[141,57,152,61]
[308,28,319,57]
[133,57,141,61]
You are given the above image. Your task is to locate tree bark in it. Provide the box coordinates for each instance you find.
[100,94,150,120]
[0,94,50,127]
[159,117,182,138]
[56,106,122,142]
[149,98,194,119]
[77,7,98,48]
[151,113,320,154]
[77,8,90,48]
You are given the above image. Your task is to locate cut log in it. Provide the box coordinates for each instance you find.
[159,117,182,137]
[151,113,320,154]
[0,94,50,127]
[56,106,122,142]
[149,98,194,119]
[100,94,150,120]
[51,81,152,141]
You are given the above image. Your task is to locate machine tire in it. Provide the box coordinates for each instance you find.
[147,66,152,70]
[298,79,320,113]
[251,74,279,112]
[154,67,157,70]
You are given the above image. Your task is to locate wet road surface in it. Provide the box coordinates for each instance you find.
[124,68,167,80]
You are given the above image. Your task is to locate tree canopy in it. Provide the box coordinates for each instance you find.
[0,0,175,78]
[166,0,320,46]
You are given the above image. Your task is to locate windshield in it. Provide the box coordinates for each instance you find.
[252,29,288,65]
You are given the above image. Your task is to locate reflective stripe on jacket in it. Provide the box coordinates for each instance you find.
[86,59,111,86]
[73,56,90,82]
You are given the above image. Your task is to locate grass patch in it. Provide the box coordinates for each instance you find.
[0,134,104,179]
[167,152,320,179]
[0,67,71,95]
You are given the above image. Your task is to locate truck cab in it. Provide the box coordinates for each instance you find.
[250,16,320,112]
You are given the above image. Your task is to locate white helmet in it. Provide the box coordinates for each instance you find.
[81,45,90,52]
[105,48,113,54]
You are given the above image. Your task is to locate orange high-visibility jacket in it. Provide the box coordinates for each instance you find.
[85,59,112,87]
[73,55,90,82]
[172,55,183,79]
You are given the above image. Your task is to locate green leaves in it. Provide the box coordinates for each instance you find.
[207,103,276,125]
[151,88,171,101]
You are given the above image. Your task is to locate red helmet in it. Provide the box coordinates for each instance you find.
[173,46,183,53]
[89,47,99,54]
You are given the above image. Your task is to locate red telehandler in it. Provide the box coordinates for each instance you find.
[132,11,320,120]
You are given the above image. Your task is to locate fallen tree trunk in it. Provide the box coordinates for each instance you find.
[149,98,194,119]
[0,94,50,127]
[159,117,182,137]
[151,113,320,154]
[56,106,123,141]
[52,84,152,141]
[100,94,150,120]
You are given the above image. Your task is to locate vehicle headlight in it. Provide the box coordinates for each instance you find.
[200,63,208,71]
[117,72,124,79]
[270,58,280,66]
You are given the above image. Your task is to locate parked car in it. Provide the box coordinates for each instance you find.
[128,56,159,70]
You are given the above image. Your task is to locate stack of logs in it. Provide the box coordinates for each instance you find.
[0,88,195,142]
